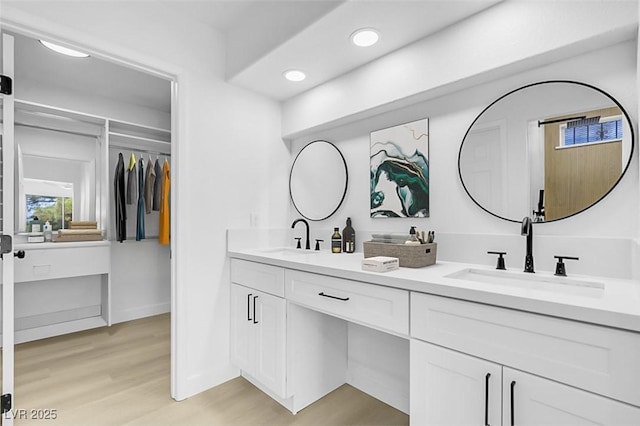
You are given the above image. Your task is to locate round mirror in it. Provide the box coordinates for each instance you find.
[458,80,634,223]
[290,140,348,221]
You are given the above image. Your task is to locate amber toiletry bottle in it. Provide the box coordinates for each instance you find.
[342,217,355,253]
[331,228,342,253]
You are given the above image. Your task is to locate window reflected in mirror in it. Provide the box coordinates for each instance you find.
[16,122,100,234]
[25,178,74,231]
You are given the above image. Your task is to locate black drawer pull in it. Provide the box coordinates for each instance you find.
[253,295,259,324]
[247,293,253,321]
[510,380,516,426]
[318,292,349,301]
[485,373,491,426]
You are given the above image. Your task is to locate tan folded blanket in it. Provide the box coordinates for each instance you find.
[58,229,102,236]
[69,221,98,229]
[54,234,104,242]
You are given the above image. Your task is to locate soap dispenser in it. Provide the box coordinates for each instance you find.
[342,217,355,253]
[43,221,52,242]
[405,226,421,245]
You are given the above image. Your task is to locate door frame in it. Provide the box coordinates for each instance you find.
[1,31,16,426]
[0,21,181,400]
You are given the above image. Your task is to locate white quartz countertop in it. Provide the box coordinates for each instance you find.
[228,247,640,333]
[15,240,110,250]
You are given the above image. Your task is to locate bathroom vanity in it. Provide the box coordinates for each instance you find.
[10,240,111,343]
[228,244,640,424]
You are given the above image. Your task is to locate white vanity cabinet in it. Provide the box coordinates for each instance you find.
[8,241,111,343]
[410,292,640,425]
[410,341,502,426]
[230,259,287,399]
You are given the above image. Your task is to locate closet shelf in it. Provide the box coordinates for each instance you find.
[109,120,170,143]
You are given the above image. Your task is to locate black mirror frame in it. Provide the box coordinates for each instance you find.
[458,80,635,224]
[289,140,349,222]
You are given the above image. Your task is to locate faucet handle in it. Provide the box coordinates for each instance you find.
[487,251,507,270]
[554,255,579,277]
[315,239,324,251]
[294,237,302,249]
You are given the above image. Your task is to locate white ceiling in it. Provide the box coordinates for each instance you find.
[12,0,503,111]
[219,0,503,101]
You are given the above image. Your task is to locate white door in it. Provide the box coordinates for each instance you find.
[253,291,286,398]
[410,340,502,426]
[230,283,254,372]
[0,32,16,426]
[503,368,640,425]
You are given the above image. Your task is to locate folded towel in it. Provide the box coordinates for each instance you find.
[54,234,104,242]
[69,221,98,228]
[58,229,102,236]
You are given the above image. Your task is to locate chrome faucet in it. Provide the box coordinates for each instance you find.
[291,218,310,250]
[521,216,534,273]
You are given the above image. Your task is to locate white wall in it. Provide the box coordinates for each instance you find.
[289,38,638,279]
[282,0,638,138]
[1,1,290,401]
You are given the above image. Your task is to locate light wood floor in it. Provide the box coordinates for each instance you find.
[7,314,408,425]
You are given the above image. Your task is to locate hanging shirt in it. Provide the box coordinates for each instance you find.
[144,157,156,214]
[158,159,170,245]
[126,152,137,205]
[153,158,162,211]
[136,158,145,241]
[114,152,126,242]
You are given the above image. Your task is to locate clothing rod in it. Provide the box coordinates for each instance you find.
[109,142,171,157]
[537,115,586,127]
[109,131,170,145]
[14,121,100,139]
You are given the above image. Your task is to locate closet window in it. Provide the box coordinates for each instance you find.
[24,178,73,230]
[561,116,623,146]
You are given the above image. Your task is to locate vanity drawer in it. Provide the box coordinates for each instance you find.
[15,244,110,283]
[411,292,640,406]
[231,259,285,297]
[285,269,409,335]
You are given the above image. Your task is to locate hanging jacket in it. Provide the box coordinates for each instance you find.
[126,152,137,205]
[136,158,145,241]
[114,152,126,242]
[153,158,163,211]
[158,159,170,245]
[144,157,156,214]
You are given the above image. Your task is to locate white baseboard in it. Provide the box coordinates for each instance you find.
[111,302,171,324]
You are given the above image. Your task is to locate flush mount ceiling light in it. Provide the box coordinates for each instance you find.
[350,28,380,47]
[284,69,306,82]
[39,40,89,58]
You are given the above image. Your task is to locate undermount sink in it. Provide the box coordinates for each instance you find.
[254,247,319,256]
[446,268,605,296]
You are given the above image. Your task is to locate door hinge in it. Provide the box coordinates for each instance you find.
[1,393,11,414]
[0,75,12,95]
[0,234,12,259]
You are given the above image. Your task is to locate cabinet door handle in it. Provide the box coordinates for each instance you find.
[247,293,253,321]
[484,373,491,426]
[252,295,258,324]
[318,292,349,301]
[510,380,516,426]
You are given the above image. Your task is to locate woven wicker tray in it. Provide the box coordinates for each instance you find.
[363,241,437,268]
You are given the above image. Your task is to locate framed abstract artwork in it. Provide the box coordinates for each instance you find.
[370,118,429,218]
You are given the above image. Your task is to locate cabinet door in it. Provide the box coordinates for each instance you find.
[410,340,501,426]
[253,291,287,398]
[230,283,255,372]
[503,368,640,425]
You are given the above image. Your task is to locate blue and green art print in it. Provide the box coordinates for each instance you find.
[370,118,429,218]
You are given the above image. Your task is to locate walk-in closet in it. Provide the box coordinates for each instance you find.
[1,29,172,370]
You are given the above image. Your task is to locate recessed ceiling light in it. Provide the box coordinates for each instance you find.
[39,40,89,58]
[284,69,306,82]
[350,28,379,47]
